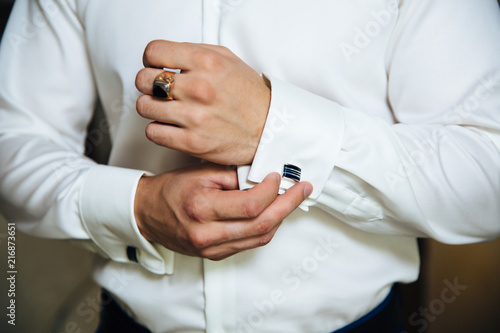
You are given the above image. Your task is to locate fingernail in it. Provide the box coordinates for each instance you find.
[304,184,313,198]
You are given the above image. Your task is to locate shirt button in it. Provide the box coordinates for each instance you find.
[126,246,138,263]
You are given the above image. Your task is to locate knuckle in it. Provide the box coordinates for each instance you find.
[184,200,205,224]
[145,124,175,148]
[182,133,203,155]
[197,50,224,71]
[134,68,148,90]
[257,233,273,247]
[144,123,156,141]
[190,79,216,104]
[143,40,161,63]
[184,192,213,220]
[183,132,212,156]
[188,109,209,128]
[199,248,210,258]
[200,248,218,259]
[136,95,147,116]
[217,45,232,56]
[243,198,261,218]
[254,219,273,235]
[187,230,209,249]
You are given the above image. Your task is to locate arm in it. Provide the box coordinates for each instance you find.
[245,0,500,243]
[134,164,311,260]
[136,0,500,244]
[0,0,308,273]
[0,0,171,273]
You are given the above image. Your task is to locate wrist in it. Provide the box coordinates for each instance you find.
[134,175,156,242]
[246,78,271,164]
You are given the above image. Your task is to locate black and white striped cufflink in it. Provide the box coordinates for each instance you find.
[282,164,301,182]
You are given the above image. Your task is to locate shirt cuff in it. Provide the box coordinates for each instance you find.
[238,74,345,207]
[79,165,174,275]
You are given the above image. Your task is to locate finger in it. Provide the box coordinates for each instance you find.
[207,181,311,245]
[218,181,311,240]
[174,173,281,250]
[143,40,235,72]
[137,95,188,127]
[143,40,200,70]
[183,180,310,251]
[137,67,217,106]
[136,68,191,99]
[198,222,282,260]
[177,218,278,255]
[262,181,313,222]
[200,164,239,191]
[145,121,188,150]
[135,67,164,94]
[208,173,282,221]
[197,43,236,58]
[146,121,217,157]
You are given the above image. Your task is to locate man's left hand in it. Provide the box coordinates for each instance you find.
[135,40,271,165]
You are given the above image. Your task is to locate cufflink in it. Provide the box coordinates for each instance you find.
[282,164,301,182]
[126,246,138,263]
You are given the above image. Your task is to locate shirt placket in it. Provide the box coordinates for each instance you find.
[202,2,241,332]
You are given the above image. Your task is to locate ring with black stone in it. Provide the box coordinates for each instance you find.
[153,71,175,100]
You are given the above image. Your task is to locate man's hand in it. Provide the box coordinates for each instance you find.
[134,164,312,260]
[135,40,271,165]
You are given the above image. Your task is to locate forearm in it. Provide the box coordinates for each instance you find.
[0,0,174,274]
[240,0,500,242]
[317,116,500,243]
[0,134,95,238]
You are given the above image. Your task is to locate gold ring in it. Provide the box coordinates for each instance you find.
[152,71,175,100]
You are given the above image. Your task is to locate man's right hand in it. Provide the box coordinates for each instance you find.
[134,163,312,260]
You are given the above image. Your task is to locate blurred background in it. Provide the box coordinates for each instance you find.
[1,1,500,332]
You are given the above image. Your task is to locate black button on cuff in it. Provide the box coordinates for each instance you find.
[126,246,138,263]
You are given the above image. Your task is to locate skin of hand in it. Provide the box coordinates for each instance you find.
[134,163,313,260]
[135,40,271,166]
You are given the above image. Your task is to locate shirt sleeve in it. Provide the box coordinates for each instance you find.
[239,0,500,244]
[0,0,174,274]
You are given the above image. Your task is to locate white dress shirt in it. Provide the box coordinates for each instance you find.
[1,0,500,332]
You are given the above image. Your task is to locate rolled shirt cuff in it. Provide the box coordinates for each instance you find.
[238,74,346,208]
[79,165,174,275]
